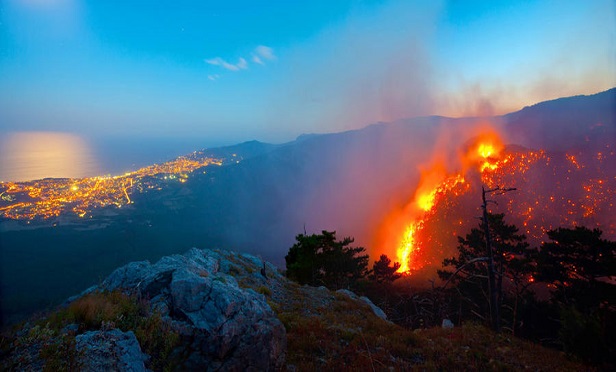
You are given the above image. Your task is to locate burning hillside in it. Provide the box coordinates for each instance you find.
[376,127,615,275]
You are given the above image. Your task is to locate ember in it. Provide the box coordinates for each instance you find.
[383,131,615,274]
[384,130,505,273]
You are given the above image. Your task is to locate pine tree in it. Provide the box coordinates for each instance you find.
[285,230,369,289]
[370,254,402,283]
[439,213,533,333]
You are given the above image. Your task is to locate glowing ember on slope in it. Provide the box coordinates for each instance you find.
[398,224,419,273]
[389,139,615,276]
[478,144,495,158]
[395,173,466,272]
[479,146,615,241]
[464,131,505,173]
[390,129,506,273]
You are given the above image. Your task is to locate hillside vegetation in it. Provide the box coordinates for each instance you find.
[1,247,588,371]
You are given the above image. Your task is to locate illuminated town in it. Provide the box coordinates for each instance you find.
[0,154,223,220]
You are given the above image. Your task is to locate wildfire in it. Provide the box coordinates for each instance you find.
[384,127,615,276]
[390,129,506,273]
[466,131,504,173]
[479,142,500,172]
[478,143,495,158]
[395,173,466,272]
[398,225,417,272]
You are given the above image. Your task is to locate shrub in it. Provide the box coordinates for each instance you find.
[285,230,369,290]
[257,286,272,297]
[15,290,180,371]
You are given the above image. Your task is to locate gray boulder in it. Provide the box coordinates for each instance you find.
[75,329,147,371]
[336,289,388,321]
[359,296,388,321]
[100,247,286,371]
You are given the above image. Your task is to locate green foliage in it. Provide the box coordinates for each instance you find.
[439,213,531,284]
[370,254,402,283]
[285,230,369,289]
[440,220,616,367]
[537,226,616,309]
[558,306,607,363]
[534,227,616,365]
[2,322,80,372]
[68,291,181,370]
[438,213,534,333]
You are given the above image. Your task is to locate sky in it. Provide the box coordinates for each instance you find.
[1,0,614,145]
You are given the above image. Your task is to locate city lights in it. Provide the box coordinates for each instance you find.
[0,156,222,220]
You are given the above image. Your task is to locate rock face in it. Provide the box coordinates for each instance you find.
[3,247,394,370]
[336,289,388,321]
[97,247,286,371]
[75,329,148,371]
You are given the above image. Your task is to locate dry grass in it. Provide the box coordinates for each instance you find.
[240,275,590,371]
[413,323,588,371]
[3,255,591,371]
[281,308,588,371]
[272,289,421,370]
[58,290,144,331]
[2,290,179,371]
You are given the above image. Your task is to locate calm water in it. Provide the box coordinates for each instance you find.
[0,132,215,182]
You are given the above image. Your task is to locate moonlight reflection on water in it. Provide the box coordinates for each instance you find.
[0,132,99,182]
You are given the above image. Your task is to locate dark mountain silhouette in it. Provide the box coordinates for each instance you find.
[503,88,616,151]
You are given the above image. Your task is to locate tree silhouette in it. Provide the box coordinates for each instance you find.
[370,254,402,283]
[439,213,533,333]
[535,226,616,363]
[536,226,616,310]
[285,230,369,289]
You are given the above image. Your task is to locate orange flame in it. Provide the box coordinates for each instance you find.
[463,130,504,173]
[394,172,466,272]
[383,128,506,274]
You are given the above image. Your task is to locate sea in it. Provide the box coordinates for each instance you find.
[0,132,224,182]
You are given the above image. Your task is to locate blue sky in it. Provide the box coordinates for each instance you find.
[1,0,614,145]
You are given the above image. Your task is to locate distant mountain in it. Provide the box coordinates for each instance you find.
[502,88,616,151]
[1,88,614,326]
[200,139,279,161]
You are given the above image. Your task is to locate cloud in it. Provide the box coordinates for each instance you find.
[208,74,220,81]
[236,57,248,69]
[206,46,275,73]
[205,57,248,71]
[252,45,276,65]
[252,55,263,65]
[255,45,276,60]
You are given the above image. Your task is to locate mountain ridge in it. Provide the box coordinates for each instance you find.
[1,88,614,327]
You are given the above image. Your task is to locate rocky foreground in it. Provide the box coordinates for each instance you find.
[1,248,585,371]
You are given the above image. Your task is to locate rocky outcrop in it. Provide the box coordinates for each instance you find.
[2,247,395,371]
[336,289,388,321]
[97,247,286,371]
[75,329,148,371]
